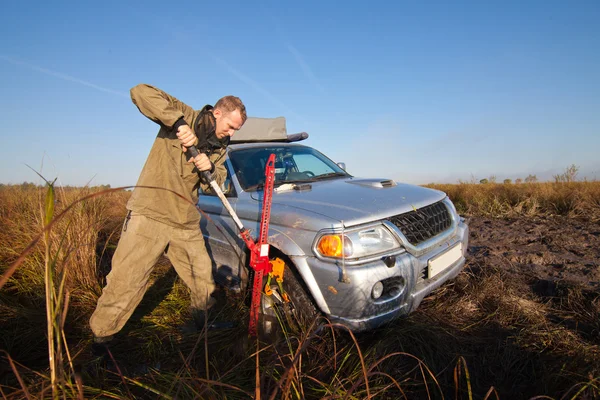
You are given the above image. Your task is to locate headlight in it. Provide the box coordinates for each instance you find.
[315,224,401,260]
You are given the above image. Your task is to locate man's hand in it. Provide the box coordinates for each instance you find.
[176,125,198,151]
[189,153,213,172]
[176,124,212,172]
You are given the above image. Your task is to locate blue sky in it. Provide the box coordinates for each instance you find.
[1,0,598,187]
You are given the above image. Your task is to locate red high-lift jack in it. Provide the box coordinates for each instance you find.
[188,146,278,336]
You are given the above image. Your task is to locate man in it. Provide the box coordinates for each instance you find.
[89,83,246,344]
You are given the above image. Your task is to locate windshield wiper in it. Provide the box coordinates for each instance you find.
[246,173,346,191]
[244,183,264,192]
[313,172,348,180]
[282,179,317,184]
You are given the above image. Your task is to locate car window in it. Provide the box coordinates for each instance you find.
[229,145,350,191]
[292,153,333,176]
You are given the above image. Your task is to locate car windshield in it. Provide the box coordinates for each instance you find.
[229,145,351,191]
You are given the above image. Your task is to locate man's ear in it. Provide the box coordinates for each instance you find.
[212,108,222,119]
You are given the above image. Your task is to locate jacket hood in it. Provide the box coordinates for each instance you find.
[195,105,230,151]
[250,177,446,227]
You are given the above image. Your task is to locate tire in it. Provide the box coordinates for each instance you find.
[258,257,318,340]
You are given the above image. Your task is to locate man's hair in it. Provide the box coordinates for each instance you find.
[215,95,247,123]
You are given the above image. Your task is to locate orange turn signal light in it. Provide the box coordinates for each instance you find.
[317,235,351,258]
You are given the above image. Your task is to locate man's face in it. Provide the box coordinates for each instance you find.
[214,108,244,140]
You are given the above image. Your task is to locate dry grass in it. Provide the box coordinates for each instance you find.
[426,181,600,220]
[0,181,599,399]
[0,185,128,295]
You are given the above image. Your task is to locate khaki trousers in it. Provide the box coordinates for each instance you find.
[89,213,215,338]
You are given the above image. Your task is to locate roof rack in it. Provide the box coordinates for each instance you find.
[230,117,308,143]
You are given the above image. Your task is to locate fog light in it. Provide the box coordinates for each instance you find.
[372,281,384,299]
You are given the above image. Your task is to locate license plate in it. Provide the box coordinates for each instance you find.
[428,243,463,279]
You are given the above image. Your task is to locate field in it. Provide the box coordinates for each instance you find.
[1,181,599,399]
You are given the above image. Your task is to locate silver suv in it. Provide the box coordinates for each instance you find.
[199,117,469,334]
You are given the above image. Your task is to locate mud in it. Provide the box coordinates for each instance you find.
[468,215,600,293]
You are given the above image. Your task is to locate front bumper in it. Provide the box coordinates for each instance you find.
[292,219,469,332]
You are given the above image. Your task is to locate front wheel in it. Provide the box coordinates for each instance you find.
[259,257,318,340]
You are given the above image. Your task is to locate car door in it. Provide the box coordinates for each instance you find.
[197,163,247,290]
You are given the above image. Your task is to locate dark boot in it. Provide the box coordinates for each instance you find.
[91,336,113,359]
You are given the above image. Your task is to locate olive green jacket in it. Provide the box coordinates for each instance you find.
[127,84,227,230]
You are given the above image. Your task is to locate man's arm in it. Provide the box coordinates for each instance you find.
[209,149,228,186]
[130,83,195,130]
[132,83,212,170]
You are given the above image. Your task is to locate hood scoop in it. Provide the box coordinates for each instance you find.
[346,178,397,189]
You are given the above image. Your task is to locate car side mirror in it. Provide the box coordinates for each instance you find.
[221,178,233,195]
[337,162,346,171]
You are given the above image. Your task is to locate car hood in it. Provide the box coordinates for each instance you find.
[250,177,446,227]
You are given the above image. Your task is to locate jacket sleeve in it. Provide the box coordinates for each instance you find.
[130,84,196,127]
[200,148,228,193]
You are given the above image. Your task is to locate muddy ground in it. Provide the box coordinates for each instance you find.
[407,214,600,398]
[468,214,600,293]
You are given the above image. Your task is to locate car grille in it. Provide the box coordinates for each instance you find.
[387,201,452,245]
